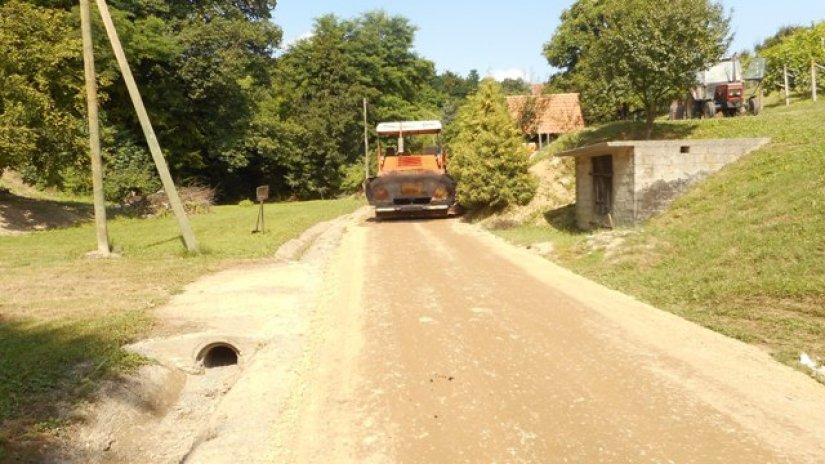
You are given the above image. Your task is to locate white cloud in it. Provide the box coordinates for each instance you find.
[283,31,315,50]
[487,68,528,82]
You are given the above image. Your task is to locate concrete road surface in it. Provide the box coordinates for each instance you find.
[274,217,825,463]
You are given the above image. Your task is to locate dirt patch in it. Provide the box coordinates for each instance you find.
[479,156,575,228]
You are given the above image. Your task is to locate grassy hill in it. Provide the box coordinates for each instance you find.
[0,194,361,458]
[497,99,825,371]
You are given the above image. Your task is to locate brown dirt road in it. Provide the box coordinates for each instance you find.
[273,216,825,463]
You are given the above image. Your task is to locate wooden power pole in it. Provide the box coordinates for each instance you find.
[94,0,198,252]
[79,0,110,256]
[363,98,370,181]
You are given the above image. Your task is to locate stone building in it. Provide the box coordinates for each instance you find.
[557,138,770,230]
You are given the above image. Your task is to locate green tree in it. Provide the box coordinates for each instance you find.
[500,77,531,95]
[431,69,481,125]
[95,0,282,192]
[0,1,84,184]
[758,22,825,98]
[544,0,730,133]
[0,0,281,198]
[262,11,440,198]
[448,79,536,210]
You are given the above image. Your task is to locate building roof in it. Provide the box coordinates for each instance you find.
[506,93,585,135]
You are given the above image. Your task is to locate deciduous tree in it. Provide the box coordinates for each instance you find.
[544,0,730,134]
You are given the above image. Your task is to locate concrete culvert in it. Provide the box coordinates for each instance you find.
[197,343,239,368]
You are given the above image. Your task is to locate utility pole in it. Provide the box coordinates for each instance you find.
[363,98,370,181]
[80,0,110,256]
[813,60,818,102]
[94,0,198,252]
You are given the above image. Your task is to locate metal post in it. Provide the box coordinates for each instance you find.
[94,0,198,252]
[80,0,110,255]
[363,98,369,181]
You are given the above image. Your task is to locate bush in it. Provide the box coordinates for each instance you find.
[103,139,161,202]
[339,162,368,194]
[447,79,537,210]
[147,185,216,216]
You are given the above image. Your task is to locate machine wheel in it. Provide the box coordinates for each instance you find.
[703,101,716,119]
[748,97,761,116]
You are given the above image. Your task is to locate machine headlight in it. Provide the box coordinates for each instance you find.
[432,185,448,201]
[374,186,389,201]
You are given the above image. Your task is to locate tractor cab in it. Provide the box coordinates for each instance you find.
[713,82,744,116]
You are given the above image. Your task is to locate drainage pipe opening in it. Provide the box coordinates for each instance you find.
[197,343,239,368]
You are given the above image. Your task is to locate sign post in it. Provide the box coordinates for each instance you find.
[253,185,269,234]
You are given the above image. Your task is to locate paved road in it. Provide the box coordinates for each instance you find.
[280,216,825,463]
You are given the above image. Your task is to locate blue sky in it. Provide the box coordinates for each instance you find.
[272,1,825,83]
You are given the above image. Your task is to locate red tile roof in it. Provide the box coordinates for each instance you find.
[507,93,585,135]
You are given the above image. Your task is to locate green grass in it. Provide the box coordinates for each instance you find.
[495,98,825,371]
[0,197,361,458]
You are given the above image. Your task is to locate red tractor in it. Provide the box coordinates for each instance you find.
[690,56,760,118]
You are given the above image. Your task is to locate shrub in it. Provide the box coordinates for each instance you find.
[447,79,537,210]
[147,185,215,216]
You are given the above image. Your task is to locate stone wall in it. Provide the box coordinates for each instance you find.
[612,154,635,226]
[631,139,769,222]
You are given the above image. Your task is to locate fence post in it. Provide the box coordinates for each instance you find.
[784,64,791,106]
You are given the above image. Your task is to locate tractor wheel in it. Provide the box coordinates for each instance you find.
[703,101,716,119]
[748,97,761,116]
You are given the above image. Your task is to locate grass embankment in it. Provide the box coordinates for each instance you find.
[0,197,361,457]
[498,99,825,369]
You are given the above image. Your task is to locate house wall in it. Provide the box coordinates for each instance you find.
[632,139,769,222]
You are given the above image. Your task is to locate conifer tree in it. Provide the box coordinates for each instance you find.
[448,79,536,210]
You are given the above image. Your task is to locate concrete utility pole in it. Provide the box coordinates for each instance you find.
[80,0,110,256]
[94,0,199,252]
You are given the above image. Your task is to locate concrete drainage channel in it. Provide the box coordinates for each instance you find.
[64,209,368,464]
